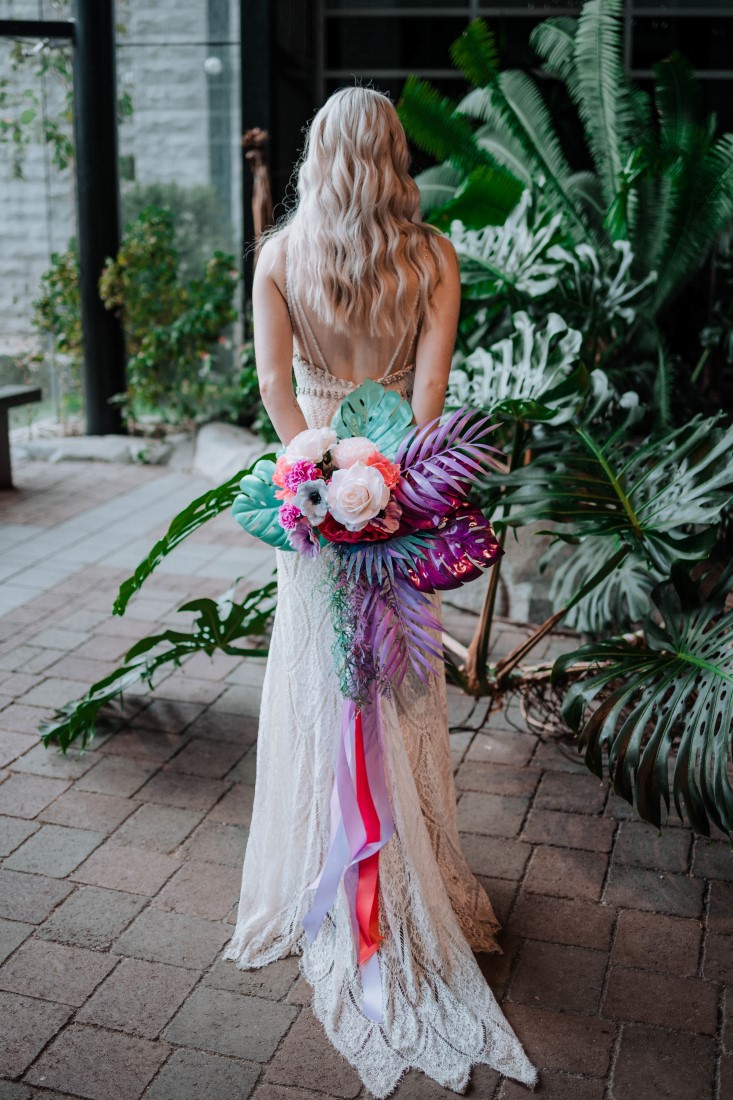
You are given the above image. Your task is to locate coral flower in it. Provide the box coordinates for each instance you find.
[365,452,401,490]
[272,454,291,489]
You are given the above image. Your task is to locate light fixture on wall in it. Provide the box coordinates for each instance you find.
[203,55,223,77]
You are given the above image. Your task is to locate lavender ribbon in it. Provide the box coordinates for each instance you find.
[302,689,394,1021]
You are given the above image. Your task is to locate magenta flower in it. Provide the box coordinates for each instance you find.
[278,502,302,530]
[284,459,319,494]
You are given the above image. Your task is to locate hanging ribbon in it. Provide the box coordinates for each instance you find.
[302,687,394,1021]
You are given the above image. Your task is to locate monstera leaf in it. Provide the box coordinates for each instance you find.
[553,564,733,837]
[232,457,293,550]
[447,311,586,424]
[402,507,504,592]
[330,379,415,460]
[340,507,503,593]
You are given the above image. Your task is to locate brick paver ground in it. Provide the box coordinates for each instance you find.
[0,460,731,1100]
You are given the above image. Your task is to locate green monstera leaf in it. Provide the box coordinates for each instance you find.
[232,456,293,550]
[330,379,415,460]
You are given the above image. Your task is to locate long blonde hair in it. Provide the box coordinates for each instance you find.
[263,86,447,339]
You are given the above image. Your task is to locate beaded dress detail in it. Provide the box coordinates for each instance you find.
[223,245,540,1097]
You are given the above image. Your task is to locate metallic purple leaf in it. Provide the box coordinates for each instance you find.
[398,507,504,593]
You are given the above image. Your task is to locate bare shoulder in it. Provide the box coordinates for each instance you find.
[431,229,459,271]
[254,230,288,295]
[421,228,459,297]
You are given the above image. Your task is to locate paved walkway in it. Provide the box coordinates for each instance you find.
[0,460,730,1100]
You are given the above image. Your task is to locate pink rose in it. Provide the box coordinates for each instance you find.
[330,436,378,469]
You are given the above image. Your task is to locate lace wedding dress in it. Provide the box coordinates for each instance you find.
[223,247,540,1097]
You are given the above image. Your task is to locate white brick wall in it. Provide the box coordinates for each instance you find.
[0,0,243,357]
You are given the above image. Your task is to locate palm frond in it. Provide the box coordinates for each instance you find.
[654,50,702,155]
[458,71,590,242]
[39,580,277,753]
[573,0,635,212]
[504,413,733,578]
[395,407,505,524]
[651,133,733,311]
[397,76,486,175]
[413,163,463,217]
[428,165,523,230]
[474,126,533,186]
[449,17,499,89]
[529,16,578,82]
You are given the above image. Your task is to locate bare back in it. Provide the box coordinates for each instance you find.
[254,225,461,442]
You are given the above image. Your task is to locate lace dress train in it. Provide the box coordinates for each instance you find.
[223,259,540,1095]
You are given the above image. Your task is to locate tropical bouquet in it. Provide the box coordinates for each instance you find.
[231,379,504,1021]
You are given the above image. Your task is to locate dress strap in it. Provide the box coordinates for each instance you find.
[379,240,430,381]
[285,239,331,373]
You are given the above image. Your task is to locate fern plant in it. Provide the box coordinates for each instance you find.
[399,9,733,326]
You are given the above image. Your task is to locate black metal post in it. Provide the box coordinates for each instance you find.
[72,0,126,435]
[240,0,271,336]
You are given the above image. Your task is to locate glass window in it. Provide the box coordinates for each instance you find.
[326,16,469,71]
[631,16,733,72]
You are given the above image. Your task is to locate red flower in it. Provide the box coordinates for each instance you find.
[319,512,393,543]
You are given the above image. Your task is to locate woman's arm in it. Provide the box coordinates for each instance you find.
[410,233,462,427]
[251,236,309,446]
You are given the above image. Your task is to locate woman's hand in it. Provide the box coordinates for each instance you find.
[410,233,461,427]
[252,236,309,446]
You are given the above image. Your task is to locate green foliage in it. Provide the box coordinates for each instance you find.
[0,16,133,179]
[99,205,240,424]
[554,563,733,836]
[121,181,232,283]
[40,579,276,754]
[400,13,733,340]
[31,243,83,415]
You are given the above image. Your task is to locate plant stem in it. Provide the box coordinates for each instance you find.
[463,419,526,694]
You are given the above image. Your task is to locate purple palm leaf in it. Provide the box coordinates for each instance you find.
[395,409,505,528]
[352,568,443,690]
[394,506,504,593]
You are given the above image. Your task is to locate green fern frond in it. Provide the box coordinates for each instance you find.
[397,76,485,174]
[449,18,499,89]
[428,164,524,230]
[459,72,589,241]
[530,16,578,82]
[652,133,733,310]
[573,0,635,212]
[654,50,701,154]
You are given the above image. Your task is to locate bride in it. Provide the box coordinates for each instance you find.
[223,85,539,1097]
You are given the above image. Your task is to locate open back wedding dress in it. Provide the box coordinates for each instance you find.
[223,241,540,1097]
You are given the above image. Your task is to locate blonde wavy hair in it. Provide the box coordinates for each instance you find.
[263,85,447,339]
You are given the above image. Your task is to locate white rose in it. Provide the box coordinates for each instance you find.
[330,436,377,469]
[327,462,390,532]
[285,427,338,464]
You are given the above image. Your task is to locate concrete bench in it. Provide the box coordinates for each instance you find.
[0,384,42,489]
